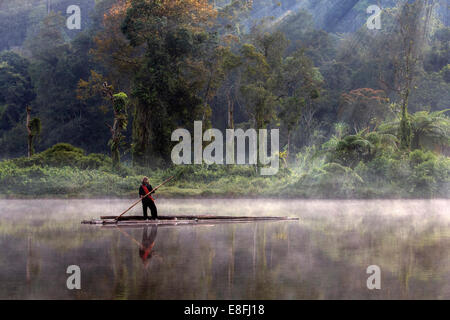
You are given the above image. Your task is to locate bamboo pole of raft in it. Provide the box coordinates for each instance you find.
[115,226,144,249]
[115,176,175,221]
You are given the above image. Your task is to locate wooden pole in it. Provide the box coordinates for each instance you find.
[115,176,175,221]
[115,226,144,249]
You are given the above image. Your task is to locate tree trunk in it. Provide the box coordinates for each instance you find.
[111,117,120,169]
[399,89,412,150]
[227,86,234,129]
[103,82,124,169]
[203,70,213,123]
[301,102,316,147]
[26,107,33,158]
[286,130,291,165]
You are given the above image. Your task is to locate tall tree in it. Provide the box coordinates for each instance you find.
[239,42,275,129]
[121,0,217,165]
[0,52,35,134]
[239,30,289,130]
[380,0,438,149]
[339,88,390,133]
[25,12,111,153]
[276,49,322,160]
[102,82,129,169]
[91,0,138,91]
[25,106,41,157]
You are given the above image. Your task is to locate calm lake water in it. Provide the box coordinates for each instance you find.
[0,199,449,299]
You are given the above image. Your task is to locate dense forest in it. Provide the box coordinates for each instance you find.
[0,0,449,198]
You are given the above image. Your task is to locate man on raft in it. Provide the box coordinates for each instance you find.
[139,177,158,220]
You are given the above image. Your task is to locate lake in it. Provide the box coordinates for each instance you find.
[0,199,449,299]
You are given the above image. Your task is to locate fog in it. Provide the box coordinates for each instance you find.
[0,198,448,299]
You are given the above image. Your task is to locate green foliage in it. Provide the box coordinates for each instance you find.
[409,149,436,167]
[407,150,449,197]
[29,118,41,136]
[318,136,450,198]
[380,110,450,151]
[0,162,138,197]
[109,91,129,169]
[285,161,363,198]
[325,130,376,168]
[0,143,448,199]
[112,92,128,114]
[277,49,322,139]
[442,65,450,83]
[239,42,276,129]
[425,26,450,73]
[399,110,412,150]
[10,143,112,170]
[339,88,390,131]
[0,0,448,200]
[0,51,35,138]
[22,12,111,155]
[121,0,216,165]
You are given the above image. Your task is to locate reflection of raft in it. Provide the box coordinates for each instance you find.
[82,215,299,226]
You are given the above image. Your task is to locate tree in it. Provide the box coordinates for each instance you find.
[380,109,450,152]
[277,49,322,161]
[26,106,41,157]
[380,0,438,149]
[442,64,450,83]
[24,12,112,153]
[339,88,390,133]
[221,49,242,129]
[238,31,291,130]
[239,42,275,129]
[103,83,129,169]
[324,129,398,169]
[0,52,35,134]
[424,26,450,73]
[120,0,218,165]
[200,44,241,128]
[91,0,138,91]
[77,72,129,169]
[0,0,35,51]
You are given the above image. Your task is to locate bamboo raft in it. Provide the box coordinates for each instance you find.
[82,215,299,226]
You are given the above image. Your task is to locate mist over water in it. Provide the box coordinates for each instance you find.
[0,199,449,299]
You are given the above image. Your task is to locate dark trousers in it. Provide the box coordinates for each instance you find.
[142,225,158,246]
[139,226,158,260]
[142,199,158,219]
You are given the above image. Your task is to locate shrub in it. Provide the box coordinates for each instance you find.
[407,154,449,196]
[409,149,437,167]
[11,143,111,169]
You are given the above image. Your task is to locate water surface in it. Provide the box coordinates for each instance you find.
[0,199,449,299]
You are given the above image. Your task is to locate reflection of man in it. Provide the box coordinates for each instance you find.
[139,225,158,266]
[139,177,158,220]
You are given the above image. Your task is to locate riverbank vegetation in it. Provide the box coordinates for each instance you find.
[0,136,447,198]
[0,0,449,199]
